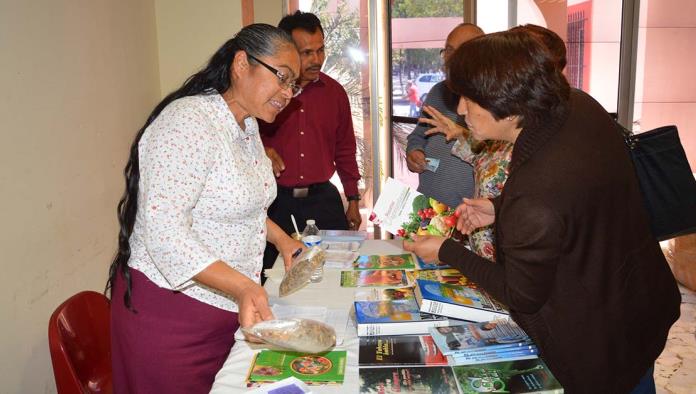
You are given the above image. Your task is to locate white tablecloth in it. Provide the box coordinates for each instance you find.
[210,239,408,393]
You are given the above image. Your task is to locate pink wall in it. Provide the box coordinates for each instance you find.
[637,0,696,171]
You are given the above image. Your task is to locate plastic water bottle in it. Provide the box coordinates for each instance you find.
[302,220,323,282]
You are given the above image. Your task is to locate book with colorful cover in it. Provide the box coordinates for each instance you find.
[448,346,539,366]
[353,253,416,270]
[354,299,450,336]
[354,287,416,302]
[340,270,410,287]
[452,358,563,394]
[247,350,347,385]
[429,320,532,355]
[359,335,448,366]
[369,177,461,240]
[415,279,509,322]
[407,268,469,286]
[415,256,451,270]
[359,366,459,394]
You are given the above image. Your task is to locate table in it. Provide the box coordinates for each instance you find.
[210,239,408,393]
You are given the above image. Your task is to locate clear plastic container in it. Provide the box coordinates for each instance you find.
[302,219,323,282]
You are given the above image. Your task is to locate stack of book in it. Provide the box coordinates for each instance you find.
[357,332,561,394]
[429,320,539,365]
[414,278,509,322]
[354,298,452,336]
[358,334,460,393]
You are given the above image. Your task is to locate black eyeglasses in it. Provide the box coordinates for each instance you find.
[247,53,302,97]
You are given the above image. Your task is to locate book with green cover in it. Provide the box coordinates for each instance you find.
[359,366,458,393]
[340,270,410,287]
[452,358,563,394]
[247,350,347,385]
[353,253,416,270]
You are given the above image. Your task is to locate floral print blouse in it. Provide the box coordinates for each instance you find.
[452,137,513,262]
[128,93,276,312]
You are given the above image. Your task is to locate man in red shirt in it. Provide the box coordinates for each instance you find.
[260,11,362,274]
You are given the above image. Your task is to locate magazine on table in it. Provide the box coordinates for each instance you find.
[352,253,416,270]
[407,268,470,286]
[354,287,416,302]
[340,270,410,287]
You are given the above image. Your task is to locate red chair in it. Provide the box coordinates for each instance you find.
[48,291,112,394]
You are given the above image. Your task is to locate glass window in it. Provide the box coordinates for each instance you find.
[291,0,374,230]
[390,0,464,192]
[478,0,623,113]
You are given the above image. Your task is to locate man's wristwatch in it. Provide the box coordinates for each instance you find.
[346,194,361,201]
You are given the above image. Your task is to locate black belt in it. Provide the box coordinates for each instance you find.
[276,181,333,198]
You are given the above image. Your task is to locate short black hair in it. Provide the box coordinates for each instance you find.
[447,30,570,133]
[511,24,567,70]
[278,11,324,37]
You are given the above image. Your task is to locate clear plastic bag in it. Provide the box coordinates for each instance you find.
[241,318,336,354]
[279,246,325,297]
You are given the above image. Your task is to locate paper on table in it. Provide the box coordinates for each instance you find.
[322,240,361,251]
[323,250,360,270]
[246,376,312,394]
[369,177,422,235]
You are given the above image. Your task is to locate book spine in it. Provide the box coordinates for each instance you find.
[450,346,538,359]
[357,320,450,336]
[418,298,508,322]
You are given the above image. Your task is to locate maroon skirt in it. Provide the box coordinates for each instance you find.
[111,268,239,394]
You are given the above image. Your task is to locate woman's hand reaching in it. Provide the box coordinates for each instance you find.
[456,198,495,234]
[233,278,275,343]
[402,234,447,263]
[420,105,466,141]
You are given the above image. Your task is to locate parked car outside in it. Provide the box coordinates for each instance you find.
[414,73,445,103]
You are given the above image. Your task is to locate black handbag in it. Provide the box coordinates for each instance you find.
[621,125,696,241]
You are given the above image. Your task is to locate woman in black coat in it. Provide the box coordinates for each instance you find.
[404,30,680,393]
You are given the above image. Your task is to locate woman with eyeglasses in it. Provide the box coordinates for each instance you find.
[106,24,305,394]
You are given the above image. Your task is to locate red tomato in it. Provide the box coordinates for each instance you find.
[444,215,457,227]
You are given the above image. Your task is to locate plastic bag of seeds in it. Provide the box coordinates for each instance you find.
[279,246,325,297]
[242,318,336,354]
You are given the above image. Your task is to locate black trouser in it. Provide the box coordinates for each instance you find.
[263,181,348,282]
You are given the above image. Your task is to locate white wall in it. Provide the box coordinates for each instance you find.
[254,0,285,25]
[154,0,243,97]
[0,0,161,392]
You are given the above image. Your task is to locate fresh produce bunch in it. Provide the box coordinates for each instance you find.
[396,195,459,239]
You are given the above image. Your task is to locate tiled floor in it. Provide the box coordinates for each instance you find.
[655,285,696,394]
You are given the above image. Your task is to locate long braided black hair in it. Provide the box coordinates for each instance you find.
[106,24,293,310]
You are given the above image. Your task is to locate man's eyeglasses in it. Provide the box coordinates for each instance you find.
[247,53,302,97]
[439,47,454,57]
